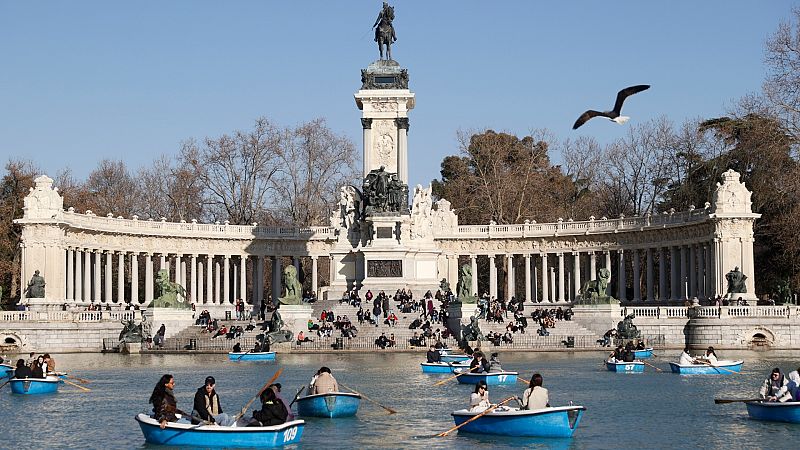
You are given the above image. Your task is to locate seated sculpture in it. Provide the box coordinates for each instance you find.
[278,266,302,305]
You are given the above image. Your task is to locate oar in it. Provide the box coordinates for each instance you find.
[64,374,91,384]
[338,381,397,414]
[434,369,471,387]
[289,385,306,407]
[62,378,91,392]
[714,398,767,404]
[699,360,738,374]
[641,360,664,372]
[232,368,283,422]
[236,349,253,361]
[436,396,516,437]
[0,379,10,390]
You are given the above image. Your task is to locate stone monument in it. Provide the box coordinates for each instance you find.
[25,270,46,299]
[724,266,748,300]
[577,268,617,304]
[143,269,193,340]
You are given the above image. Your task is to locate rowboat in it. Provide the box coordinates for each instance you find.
[295,392,361,418]
[745,401,800,424]
[440,354,471,363]
[668,360,743,375]
[454,370,518,385]
[451,405,586,437]
[135,413,304,447]
[421,361,470,374]
[633,348,653,358]
[606,361,645,373]
[0,364,13,379]
[227,352,276,362]
[9,376,60,395]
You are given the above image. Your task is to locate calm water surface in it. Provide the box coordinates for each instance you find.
[0,350,798,449]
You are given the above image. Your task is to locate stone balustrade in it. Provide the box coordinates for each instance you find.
[0,310,135,322]
[621,305,797,319]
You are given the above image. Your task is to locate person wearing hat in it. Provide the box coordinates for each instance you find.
[469,380,491,412]
[759,368,792,402]
[269,383,295,421]
[192,376,236,426]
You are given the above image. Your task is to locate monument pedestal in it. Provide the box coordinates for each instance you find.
[120,342,141,354]
[446,302,480,339]
[143,308,195,339]
[276,305,313,335]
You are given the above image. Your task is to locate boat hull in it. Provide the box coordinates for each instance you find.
[9,377,60,395]
[421,362,469,373]
[135,414,304,447]
[455,371,518,385]
[228,352,276,362]
[606,361,645,373]
[440,354,471,363]
[668,360,743,374]
[295,392,361,418]
[0,364,13,379]
[633,348,653,358]
[746,401,800,424]
[451,406,586,437]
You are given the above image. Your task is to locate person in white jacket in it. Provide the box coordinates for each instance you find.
[759,368,793,402]
[519,373,549,410]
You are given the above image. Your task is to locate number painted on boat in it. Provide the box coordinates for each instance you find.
[624,365,634,371]
[497,375,507,382]
[283,427,298,442]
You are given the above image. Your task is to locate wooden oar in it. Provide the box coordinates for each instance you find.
[436,396,516,437]
[236,349,253,361]
[62,378,91,392]
[232,368,283,421]
[338,381,397,414]
[641,360,664,372]
[64,374,91,384]
[289,386,306,407]
[699,360,738,374]
[0,379,10,390]
[714,398,766,404]
[433,369,471,386]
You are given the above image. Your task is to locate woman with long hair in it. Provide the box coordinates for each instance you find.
[149,374,188,429]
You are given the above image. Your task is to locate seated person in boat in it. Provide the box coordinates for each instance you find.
[150,374,190,429]
[679,347,695,365]
[43,353,56,374]
[249,387,288,426]
[469,352,490,373]
[621,347,635,363]
[760,368,793,402]
[269,383,295,421]
[469,381,491,412]
[31,356,46,378]
[232,342,242,353]
[310,366,338,394]
[695,346,718,364]
[14,359,33,379]
[426,345,441,363]
[518,373,549,410]
[192,376,235,426]
[635,341,646,351]
[788,366,800,401]
[609,345,624,363]
[488,352,503,372]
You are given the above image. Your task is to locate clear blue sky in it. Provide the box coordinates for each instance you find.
[0,1,795,190]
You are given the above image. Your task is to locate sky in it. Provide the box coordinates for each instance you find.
[0,1,796,191]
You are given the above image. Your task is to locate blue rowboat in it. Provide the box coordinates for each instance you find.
[451,405,586,438]
[440,354,471,363]
[295,392,361,418]
[227,352,276,362]
[135,413,304,447]
[606,361,645,373]
[0,364,13,379]
[454,370,518,385]
[745,401,800,424]
[9,376,60,395]
[633,348,653,358]
[421,362,470,374]
[668,360,743,375]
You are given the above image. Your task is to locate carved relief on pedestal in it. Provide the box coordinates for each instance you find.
[371,119,397,172]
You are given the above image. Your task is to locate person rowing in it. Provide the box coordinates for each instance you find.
[759,367,792,402]
[679,347,695,365]
[469,352,489,373]
[191,376,236,426]
[426,345,441,363]
[517,373,549,410]
[309,366,338,394]
[694,346,718,365]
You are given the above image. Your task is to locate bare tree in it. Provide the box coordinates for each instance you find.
[138,155,208,222]
[0,159,40,301]
[77,159,140,217]
[764,7,800,142]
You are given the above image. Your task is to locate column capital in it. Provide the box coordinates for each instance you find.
[469,254,477,260]
[395,117,410,130]
[361,118,372,129]
[310,255,319,261]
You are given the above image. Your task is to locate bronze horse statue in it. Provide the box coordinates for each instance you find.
[373,2,396,60]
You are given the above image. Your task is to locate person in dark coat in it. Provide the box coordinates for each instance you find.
[251,387,288,426]
[14,359,33,379]
[192,376,235,426]
[149,374,188,429]
[426,345,441,363]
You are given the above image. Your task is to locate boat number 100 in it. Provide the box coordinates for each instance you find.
[282,428,298,442]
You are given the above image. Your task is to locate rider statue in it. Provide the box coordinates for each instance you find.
[373,2,397,60]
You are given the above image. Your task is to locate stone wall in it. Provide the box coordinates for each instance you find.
[0,321,122,353]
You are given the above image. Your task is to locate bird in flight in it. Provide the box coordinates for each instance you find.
[572,85,650,130]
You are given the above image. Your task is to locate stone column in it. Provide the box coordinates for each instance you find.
[197,260,204,304]
[618,250,626,301]
[573,252,581,299]
[293,256,300,273]
[311,256,318,295]
[93,250,101,302]
[83,250,91,302]
[632,250,641,302]
[689,245,697,298]
[75,249,83,302]
[680,246,688,300]
[659,247,667,302]
[190,255,198,304]
[66,248,74,301]
[524,254,532,303]
[705,242,714,297]
[540,253,549,303]
[470,255,478,296]
[396,118,409,184]
[589,252,597,281]
[130,253,139,303]
[488,255,497,299]
[550,267,556,302]
[241,255,248,303]
[181,258,187,291]
[257,255,265,308]
[223,255,231,305]
[506,254,514,300]
[697,245,705,299]
[160,254,167,273]
[215,258,221,304]
[117,252,124,304]
[448,255,458,290]
[557,253,565,302]
[174,255,181,286]
[145,253,153,304]
[206,255,214,304]
[646,248,654,302]
[361,118,372,178]
[104,251,112,303]
[272,256,282,305]
[670,246,680,301]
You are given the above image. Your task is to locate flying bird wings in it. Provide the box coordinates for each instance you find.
[612,84,650,114]
[572,110,608,130]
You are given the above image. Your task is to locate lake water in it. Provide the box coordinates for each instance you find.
[0,350,798,449]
